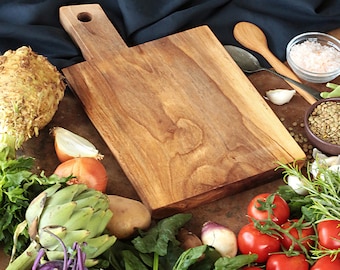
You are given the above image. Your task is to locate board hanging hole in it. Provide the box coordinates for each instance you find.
[77,12,92,22]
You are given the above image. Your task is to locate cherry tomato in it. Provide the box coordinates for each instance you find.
[280,219,315,251]
[247,193,290,225]
[317,220,340,249]
[238,222,280,263]
[311,255,340,270]
[266,254,309,270]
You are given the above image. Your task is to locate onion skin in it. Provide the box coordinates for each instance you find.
[201,221,237,258]
[54,157,108,192]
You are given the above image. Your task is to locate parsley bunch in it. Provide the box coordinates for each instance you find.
[0,145,67,255]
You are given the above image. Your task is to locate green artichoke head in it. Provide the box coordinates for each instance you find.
[26,183,116,266]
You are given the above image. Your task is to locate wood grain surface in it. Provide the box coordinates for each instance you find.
[60,4,305,217]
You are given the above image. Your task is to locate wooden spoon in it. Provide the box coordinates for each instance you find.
[233,21,317,104]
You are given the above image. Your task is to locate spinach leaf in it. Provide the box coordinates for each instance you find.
[276,185,313,219]
[172,245,207,270]
[122,250,149,270]
[214,254,258,270]
[132,213,192,256]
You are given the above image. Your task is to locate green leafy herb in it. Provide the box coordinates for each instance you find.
[277,160,340,260]
[214,254,258,270]
[0,145,68,255]
[132,213,192,257]
[276,185,313,220]
[304,169,340,221]
[172,245,208,270]
[105,213,192,270]
[122,250,149,270]
[106,212,258,270]
[278,161,340,222]
[132,213,192,270]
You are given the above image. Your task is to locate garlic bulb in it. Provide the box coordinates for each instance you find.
[311,148,340,178]
[265,89,296,105]
[287,175,308,195]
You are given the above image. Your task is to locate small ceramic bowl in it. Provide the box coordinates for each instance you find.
[304,97,340,156]
[286,32,340,83]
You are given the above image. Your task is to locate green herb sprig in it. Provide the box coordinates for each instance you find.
[277,160,340,260]
[278,161,340,222]
[0,145,68,255]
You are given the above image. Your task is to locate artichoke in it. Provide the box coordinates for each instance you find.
[6,183,116,270]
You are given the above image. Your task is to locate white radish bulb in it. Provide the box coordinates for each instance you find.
[201,221,237,258]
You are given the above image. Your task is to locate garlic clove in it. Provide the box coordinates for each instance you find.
[265,89,296,105]
[329,164,340,173]
[287,175,308,195]
[311,148,340,178]
[312,148,329,160]
[52,127,104,162]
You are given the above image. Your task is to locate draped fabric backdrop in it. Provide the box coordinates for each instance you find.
[0,0,339,70]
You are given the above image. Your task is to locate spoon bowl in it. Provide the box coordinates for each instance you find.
[224,45,263,72]
[224,45,268,73]
[224,45,321,100]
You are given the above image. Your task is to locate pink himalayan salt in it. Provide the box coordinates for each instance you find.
[289,40,340,73]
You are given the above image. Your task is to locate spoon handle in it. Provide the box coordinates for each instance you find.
[265,69,321,100]
[233,22,317,104]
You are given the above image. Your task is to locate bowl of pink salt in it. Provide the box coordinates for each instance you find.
[286,32,340,83]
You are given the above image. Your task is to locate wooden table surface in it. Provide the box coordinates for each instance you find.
[1,28,339,269]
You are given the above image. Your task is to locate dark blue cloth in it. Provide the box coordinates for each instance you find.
[0,0,339,69]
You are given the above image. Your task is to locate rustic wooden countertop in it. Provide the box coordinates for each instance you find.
[1,27,339,268]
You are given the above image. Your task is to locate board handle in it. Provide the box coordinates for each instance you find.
[59,4,127,61]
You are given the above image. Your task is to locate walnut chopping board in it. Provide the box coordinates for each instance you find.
[60,4,305,218]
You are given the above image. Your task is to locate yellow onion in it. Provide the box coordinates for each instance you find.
[54,157,108,193]
[52,127,104,162]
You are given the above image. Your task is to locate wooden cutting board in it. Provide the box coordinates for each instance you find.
[60,4,305,218]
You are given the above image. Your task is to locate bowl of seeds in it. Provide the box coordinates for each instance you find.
[304,97,340,155]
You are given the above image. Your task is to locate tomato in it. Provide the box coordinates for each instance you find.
[317,220,340,249]
[247,193,290,225]
[242,267,262,270]
[311,255,340,270]
[266,254,309,270]
[280,219,315,251]
[238,222,280,263]
[54,157,108,192]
